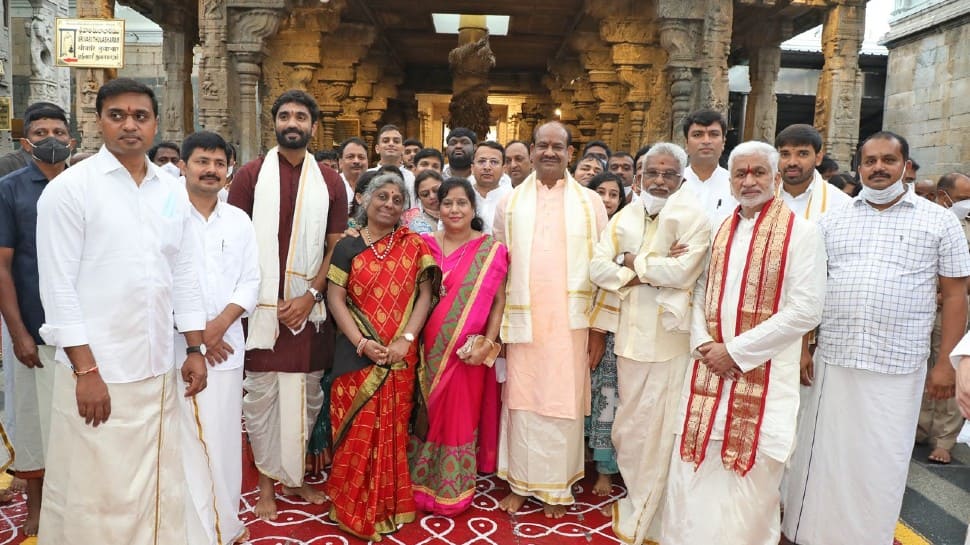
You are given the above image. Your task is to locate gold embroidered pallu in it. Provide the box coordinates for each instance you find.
[680,197,795,476]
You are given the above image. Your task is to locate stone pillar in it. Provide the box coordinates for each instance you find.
[658,16,700,145]
[316,24,376,149]
[448,15,494,140]
[227,7,284,162]
[158,4,195,142]
[74,0,116,151]
[815,0,866,167]
[27,0,70,108]
[198,0,234,144]
[0,0,12,150]
[699,0,733,113]
[744,44,781,142]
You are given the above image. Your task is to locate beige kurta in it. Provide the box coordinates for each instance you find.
[493,177,607,503]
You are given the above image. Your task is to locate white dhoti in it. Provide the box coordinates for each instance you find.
[39,365,185,545]
[781,360,924,545]
[242,370,324,488]
[662,439,784,545]
[9,345,55,475]
[2,321,15,439]
[497,406,585,505]
[181,365,245,545]
[611,354,688,545]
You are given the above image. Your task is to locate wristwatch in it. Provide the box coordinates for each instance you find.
[402,332,416,343]
[614,253,626,265]
[186,344,207,357]
[307,287,324,303]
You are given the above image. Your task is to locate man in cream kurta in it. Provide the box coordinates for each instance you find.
[492,121,608,518]
[589,143,710,544]
[662,142,825,545]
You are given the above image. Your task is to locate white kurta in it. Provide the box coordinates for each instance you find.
[682,165,737,228]
[35,146,206,545]
[663,209,826,545]
[779,171,852,221]
[588,190,711,544]
[174,201,259,545]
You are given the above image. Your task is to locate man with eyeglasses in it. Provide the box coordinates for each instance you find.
[34,77,207,545]
[469,141,512,235]
[589,143,710,545]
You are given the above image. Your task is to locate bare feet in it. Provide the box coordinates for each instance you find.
[928,446,952,464]
[10,477,26,493]
[254,473,278,521]
[0,489,14,505]
[543,503,567,519]
[598,501,614,517]
[282,483,327,504]
[232,526,250,544]
[593,472,613,496]
[23,477,42,536]
[498,492,527,514]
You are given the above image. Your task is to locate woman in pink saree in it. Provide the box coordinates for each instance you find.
[409,177,508,516]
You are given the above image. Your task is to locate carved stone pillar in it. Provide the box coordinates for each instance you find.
[699,0,732,113]
[448,16,495,140]
[27,0,70,108]
[316,24,376,149]
[227,7,283,162]
[815,0,866,167]
[744,44,781,142]
[74,0,115,151]
[0,0,11,150]
[198,0,234,145]
[658,16,700,145]
[158,4,195,143]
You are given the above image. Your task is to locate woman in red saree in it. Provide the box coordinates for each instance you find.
[409,178,508,516]
[325,173,439,541]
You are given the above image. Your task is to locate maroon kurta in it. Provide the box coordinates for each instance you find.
[228,154,348,373]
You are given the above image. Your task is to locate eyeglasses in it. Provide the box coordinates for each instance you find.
[474,158,501,168]
[637,170,682,183]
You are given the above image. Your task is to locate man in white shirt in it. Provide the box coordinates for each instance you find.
[35,77,208,545]
[337,137,368,214]
[775,124,852,221]
[782,132,970,545]
[368,124,415,204]
[469,141,512,235]
[680,109,737,226]
[663,141,826,545]
[589,143,711,544]
[504,140,533,188]
[176,131,259,545]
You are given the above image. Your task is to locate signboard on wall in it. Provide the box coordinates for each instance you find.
[54,18,126,69]
[0,97,11,132]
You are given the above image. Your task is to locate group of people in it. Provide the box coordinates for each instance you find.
[1,76,969,545]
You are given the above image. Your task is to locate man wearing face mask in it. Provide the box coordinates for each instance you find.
[782,133,970,545]
[588,143,710,545]
[0,102,75,537]
[914,172,970,466]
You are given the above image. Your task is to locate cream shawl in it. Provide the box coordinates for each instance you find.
[246,147,329,349]
[590,187,706,333]
[502,171,599,343]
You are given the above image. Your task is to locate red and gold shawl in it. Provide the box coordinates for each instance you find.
[680,197,794,476]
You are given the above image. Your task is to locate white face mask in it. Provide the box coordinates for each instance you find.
[950,199,970,221]
[226,165,234,178]
[641,192,667,216]
[860,170,906,205]
[160,161,181,179]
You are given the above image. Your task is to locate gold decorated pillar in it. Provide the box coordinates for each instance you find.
[815,0,866,167]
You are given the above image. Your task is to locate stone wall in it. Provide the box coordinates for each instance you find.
[883,4,970,177]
